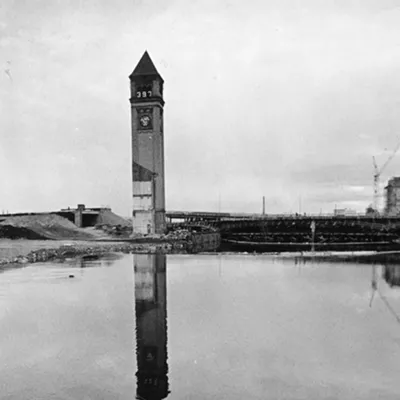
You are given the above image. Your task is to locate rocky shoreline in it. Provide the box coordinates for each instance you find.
[3,239,397,267]
[0,241,190,266]
[0,225,222,266]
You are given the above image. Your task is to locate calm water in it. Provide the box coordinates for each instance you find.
[1,254,400,399]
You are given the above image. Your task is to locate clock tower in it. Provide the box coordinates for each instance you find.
[129,51,166,234]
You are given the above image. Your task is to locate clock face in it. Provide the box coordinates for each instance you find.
[138,108,153,130]
[139,115,151,128]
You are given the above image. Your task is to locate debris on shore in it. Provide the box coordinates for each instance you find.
[0,242,178,266]
[0,216,221,266]
[0,226,221,265]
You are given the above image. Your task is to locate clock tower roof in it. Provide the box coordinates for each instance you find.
[129,51,163,82]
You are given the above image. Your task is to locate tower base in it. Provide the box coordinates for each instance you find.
[132,210,166,235]
[154,210,166,234]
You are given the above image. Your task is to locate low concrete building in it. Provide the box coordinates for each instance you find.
[385,177,400,216]
[58,204,109,227]
[57,204,129,228]
[334,208,357,216]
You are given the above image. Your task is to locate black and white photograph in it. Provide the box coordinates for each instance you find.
[1,1,400,399]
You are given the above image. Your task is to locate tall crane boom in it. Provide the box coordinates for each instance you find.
[380,141,400,175]
[373,156,379,212]
[373,140,400,213]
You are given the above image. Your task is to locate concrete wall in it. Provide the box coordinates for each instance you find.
[133,182,153,210]
[74,206,84,228]
[154,211,166,235]
[133,210,154,235]
[190,232,221,253]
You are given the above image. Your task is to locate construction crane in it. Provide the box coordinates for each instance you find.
[372,140,400,213]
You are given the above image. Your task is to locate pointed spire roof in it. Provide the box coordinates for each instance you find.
[129,51,163,81]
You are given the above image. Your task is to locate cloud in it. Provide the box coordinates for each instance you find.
[1,1,400,214]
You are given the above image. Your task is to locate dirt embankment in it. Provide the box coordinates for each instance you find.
[0,214,96,240]
[96,210,131,227]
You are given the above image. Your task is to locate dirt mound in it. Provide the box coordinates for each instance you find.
[0,225,46,240]
[96,210,131,227]
[0,214,95,240]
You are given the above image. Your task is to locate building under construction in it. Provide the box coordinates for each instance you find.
[385,177,400,216]
[373,140,400,214]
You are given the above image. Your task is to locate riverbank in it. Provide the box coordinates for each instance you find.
[3,240,400,268]
[0,229,221,265]
[0,240,183,266]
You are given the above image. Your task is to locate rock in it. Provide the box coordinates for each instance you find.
[15,256,29,264]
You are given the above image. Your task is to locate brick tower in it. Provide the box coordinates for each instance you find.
[129,51,166,234]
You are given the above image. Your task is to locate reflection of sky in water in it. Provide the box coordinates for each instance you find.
[0,254,399,399]
[0,254,134,399]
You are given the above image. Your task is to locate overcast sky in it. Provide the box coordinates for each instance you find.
[2,0,400,216]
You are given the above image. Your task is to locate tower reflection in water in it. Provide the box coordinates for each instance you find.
[134,254,169,400]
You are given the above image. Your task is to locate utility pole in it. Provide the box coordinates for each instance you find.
[262,196,265,216]
[310,220,316,253]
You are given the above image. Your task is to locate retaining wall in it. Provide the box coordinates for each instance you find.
[190,232,221,253]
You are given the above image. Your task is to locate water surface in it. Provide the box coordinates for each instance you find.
[1,254,399,399]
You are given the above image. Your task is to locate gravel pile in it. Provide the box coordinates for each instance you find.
[0,214,95,240]
[96,210,131,227]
